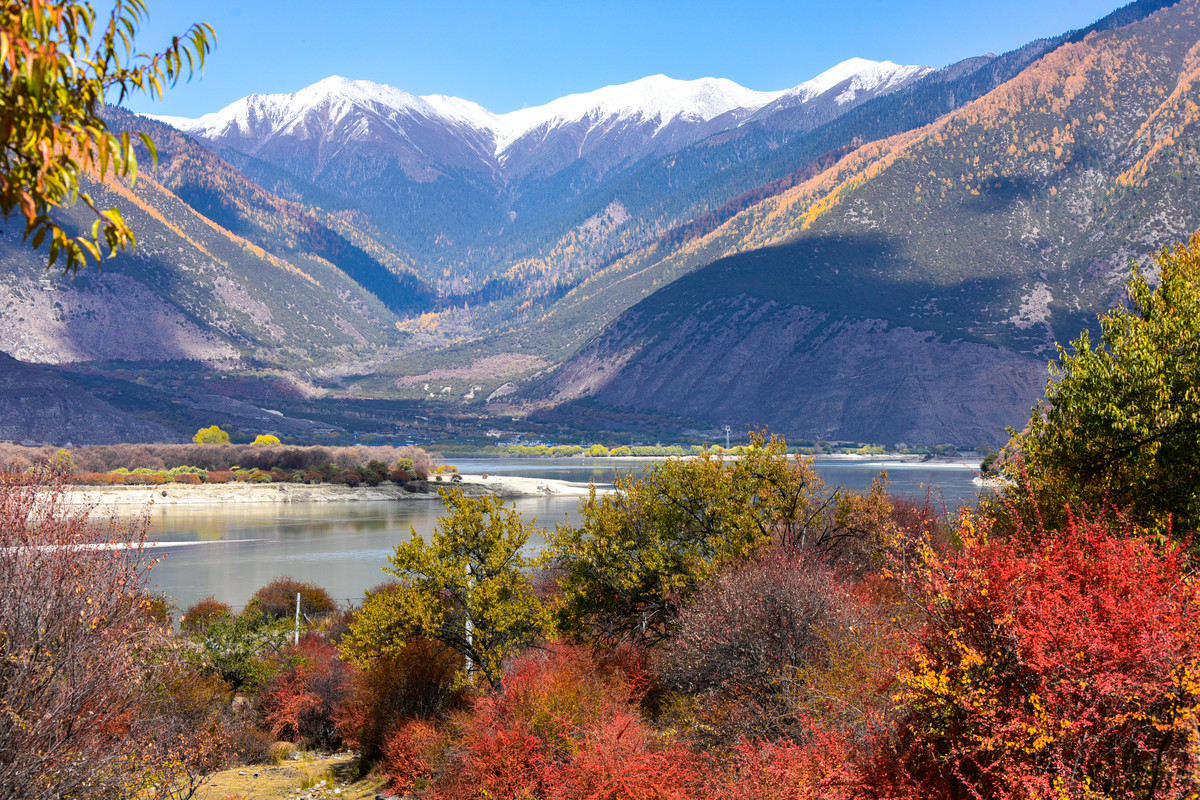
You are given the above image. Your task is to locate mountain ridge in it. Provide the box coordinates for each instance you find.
[0,0,1191,446]
[151,58,932,164]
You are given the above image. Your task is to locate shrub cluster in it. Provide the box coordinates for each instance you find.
[41,442,434,478]
[67,449,432,486]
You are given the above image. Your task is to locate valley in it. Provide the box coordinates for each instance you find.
[0,0,1195,449]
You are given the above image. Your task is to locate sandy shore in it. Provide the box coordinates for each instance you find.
[64,474,598,506]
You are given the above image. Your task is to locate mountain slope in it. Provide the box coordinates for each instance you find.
[534,0,1200,446]
[508,0,1181,361]
[151,60,933,285]
[0,125,422,372]
[0,353,185,445]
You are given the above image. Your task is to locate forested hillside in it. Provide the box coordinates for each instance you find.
[535,0,1200,445]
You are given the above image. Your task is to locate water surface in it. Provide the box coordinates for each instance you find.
[145,457,981,612]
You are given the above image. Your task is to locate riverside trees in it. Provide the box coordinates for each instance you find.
[342,490,551,689]
[548,433,892,648]
[1004,233,1200,535]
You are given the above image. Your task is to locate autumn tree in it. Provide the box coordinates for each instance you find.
[0,470,226,799]
[192,424,230,444]
[247,575,336,622]
[252,433,281,446]
[1,0,214,269]
[871,508,1200,799]
[659,548,882,744]
[548,432,892,647]
[1004,233,1200,534]
[341,489,551,689]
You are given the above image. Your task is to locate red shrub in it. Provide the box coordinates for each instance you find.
[258,635,353,750]
[205,469,234,483]
[173,472,202,485]
[868,508,1200,799]
[417,644,705,799]
[436,719,550,800]
[658,548,873,742]
[72,472,117,485]
[124,472,166,485]
[381,719,445,795]
[181,595,233,634]
[707,731,856,800]
[549,710,709,800]
[334,634,466,761]
[247,576,336,621]
[887,490,953,557]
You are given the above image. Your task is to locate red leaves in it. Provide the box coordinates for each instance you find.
[381,719,444,796]
[872,508,1200,799]
[709,731,858,800]
[0,469,222,798]
[258,635,352,750]
[550,711,707,800]
[393,644,710,800]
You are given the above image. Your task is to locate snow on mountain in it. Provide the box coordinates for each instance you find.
[152,76,495,145]
[151,58,931,161]
[781,57,934,104]
[488,75,785,153]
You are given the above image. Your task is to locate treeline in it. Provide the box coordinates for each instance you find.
[0,441,435,477]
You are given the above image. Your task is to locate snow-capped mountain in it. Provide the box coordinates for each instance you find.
[152,58,929,179]
[747,58,934,130]
[153,76,500,179]
[144,57,935,275]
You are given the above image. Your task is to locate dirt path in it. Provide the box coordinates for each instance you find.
[194,752,387,800]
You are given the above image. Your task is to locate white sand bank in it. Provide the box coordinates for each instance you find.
[64,474,599,507]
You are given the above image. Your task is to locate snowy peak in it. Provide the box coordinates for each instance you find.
[784,58,934,104]
[150,58,932,165]
[490,75,785,151]
[151,76,496,144]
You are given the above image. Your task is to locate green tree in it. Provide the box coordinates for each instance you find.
[1004,234,1200,535]
[192,424,229,444]
[341,489,551,689]
[1,0,214,270]
[548,432,892,647]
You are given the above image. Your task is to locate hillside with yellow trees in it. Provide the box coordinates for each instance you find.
[534,0,1200,446]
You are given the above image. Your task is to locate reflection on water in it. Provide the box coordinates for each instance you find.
[144,458,982,612]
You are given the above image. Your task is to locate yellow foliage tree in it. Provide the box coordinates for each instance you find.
[1,0,214,270]
[341,489,551,689]
[192,425,229,444]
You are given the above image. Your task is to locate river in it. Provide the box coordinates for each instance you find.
[144,457,983,612]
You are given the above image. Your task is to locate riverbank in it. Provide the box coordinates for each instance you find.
[64,473,598,506]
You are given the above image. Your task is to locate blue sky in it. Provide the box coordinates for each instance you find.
[125,0,1131,118]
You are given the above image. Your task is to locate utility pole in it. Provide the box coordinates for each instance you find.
[464,562,474,677]
[294,592,300,646]
[724,425,731,450]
